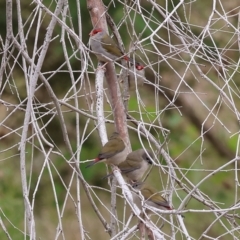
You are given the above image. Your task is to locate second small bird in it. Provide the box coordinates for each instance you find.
[131,182,172,215]
[119,62,145,91]
[103,149,153,182]
[86,132,128,168]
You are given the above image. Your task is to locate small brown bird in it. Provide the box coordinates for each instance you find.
[131,182,172,214]
[103,149,153,182]
[89,28,145,73]
[85,132,128,168]
[132,182,177,240]
[89,28,130,63]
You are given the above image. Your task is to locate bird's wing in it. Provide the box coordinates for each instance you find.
[98,139,125,159]
[101,36,123,56]
[118,157,140,173]
[120,166,139,174]
[142,188,171,209]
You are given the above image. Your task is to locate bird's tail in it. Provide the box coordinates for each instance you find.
[101,172,113,180]
[85,160,98,168]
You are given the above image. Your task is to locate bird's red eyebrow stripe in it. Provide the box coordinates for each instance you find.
[89,28,103,36]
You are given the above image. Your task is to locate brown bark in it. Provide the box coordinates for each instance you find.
[87,0,131,238]
[87,0,130,148]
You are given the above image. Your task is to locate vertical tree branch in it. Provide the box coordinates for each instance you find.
[17,0,65,238]
[87,0,130,147]
[87,0,131,237]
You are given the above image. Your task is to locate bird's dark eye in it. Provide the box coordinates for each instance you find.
[146,157,152,164]
[132,183,137,188]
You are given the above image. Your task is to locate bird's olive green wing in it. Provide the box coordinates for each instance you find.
[141,188,170,208]
[98,138,125,159]
[118,156,140,173]
[100,36,123,57]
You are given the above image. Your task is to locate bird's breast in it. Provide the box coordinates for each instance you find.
[106,147,128,165]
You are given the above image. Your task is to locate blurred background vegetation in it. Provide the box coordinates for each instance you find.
[0,0,240,239]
